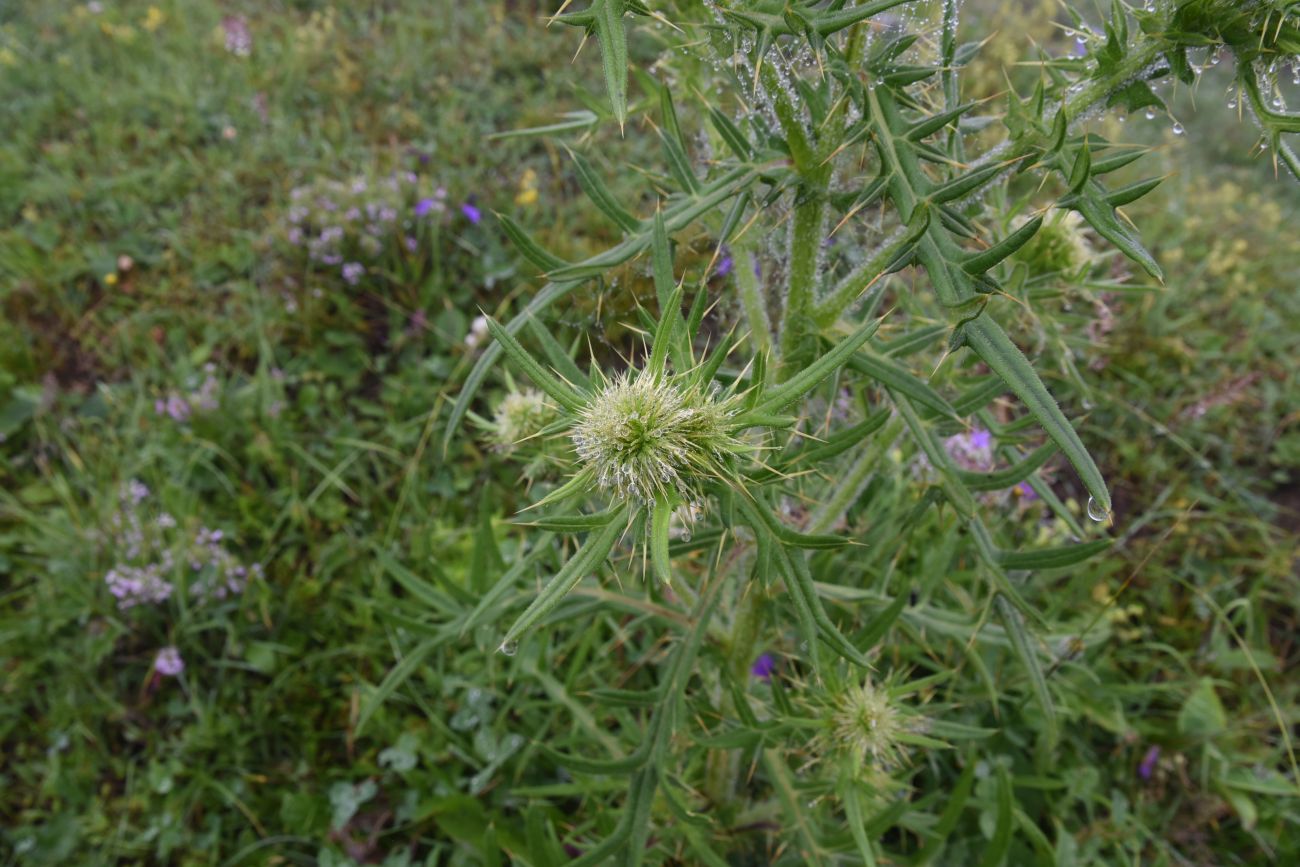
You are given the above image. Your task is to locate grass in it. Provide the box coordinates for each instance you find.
[1,1,1297,864]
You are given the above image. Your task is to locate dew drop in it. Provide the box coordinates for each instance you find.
[1144,108,1156,120]
[1086,497,1110,523]
[1171,122,1184,136]
[498,640,519,657]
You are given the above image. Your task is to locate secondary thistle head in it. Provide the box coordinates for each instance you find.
[490,387,556,453]
[571,370,743,503]
[821,677,919,776]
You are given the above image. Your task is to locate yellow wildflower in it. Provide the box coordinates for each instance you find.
[0,48,16,68]
[142,6,165,33]
[515,168,539,207]
[104,273,119,287]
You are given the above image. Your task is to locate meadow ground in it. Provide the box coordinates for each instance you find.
[1,1,1297,864]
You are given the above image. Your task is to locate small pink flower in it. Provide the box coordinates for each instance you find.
[154,646,184,677]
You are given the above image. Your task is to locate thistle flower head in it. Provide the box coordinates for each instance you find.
[1013,209,1093,274]
[823,677,917,774]
[490,388,556,453]
[571,370,743,503]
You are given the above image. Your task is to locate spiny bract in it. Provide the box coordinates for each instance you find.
[570,370,745,503]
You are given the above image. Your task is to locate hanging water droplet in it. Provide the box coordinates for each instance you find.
[498,640,518,657]
[1227,96,1237,109]
[1144,108,1157,120]
[1171,122,1185,135]
[1272,96,1284,108]
[1086,497,1110,523]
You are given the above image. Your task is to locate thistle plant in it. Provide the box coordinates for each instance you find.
[437,1,1299,862]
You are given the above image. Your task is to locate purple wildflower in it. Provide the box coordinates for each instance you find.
[944,427,994,472]
[461,202,482,224]
[751,653,777,682]
[714,248,734,277]
[1013,481,1040,501]
[414,197,440,218]
[1138,745,1160,780]
[154,646,185,677]
[222,16,252,57]
[155,394,191,423]
[106,564,173,609]
[341,262,365,285]
[404,235,418,253]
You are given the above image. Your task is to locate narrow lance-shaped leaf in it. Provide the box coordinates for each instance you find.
[997,538,1111,570]
[498,213,570,273]
[650,497,674,586]
[488,110,599,140]
[963,215,1043,275]
[962,316,1111,515]
[498,506,627,650]
[592,0,629,131]
[995,595,1058,746]
[750,315,882,416]
[568,147,639,233]
[485,317,587,413]
[955,441,1056,491]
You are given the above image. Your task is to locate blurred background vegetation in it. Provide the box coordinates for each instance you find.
[1,1,1296,864]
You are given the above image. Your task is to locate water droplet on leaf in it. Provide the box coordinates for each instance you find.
[1086,497,1110,523]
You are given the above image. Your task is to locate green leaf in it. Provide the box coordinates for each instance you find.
[964,216,1043,275]
[516,510,620,533]
[956,441,1057,492]
[1105,176,1164,208]
[488,110,599,140]
[997,538,1111,570]
[930,162,1005,205]
[485,317,587,414]
[996,595,1057,745]
[751,315,882,416]
[525,316,589,391]
[1074,190,1163,280]
[357,634,450,735]
[1178,678,1227,738]
[962,316,1110,515]
[708,105,752,159]
[650,497,675,585]
[568,148,639,233]
[845,348,956,418]
[977,764,1015,867]
[907,102,976,142]
[592,0,630,130]
[498,506,627,649]
[498,214,570,273]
